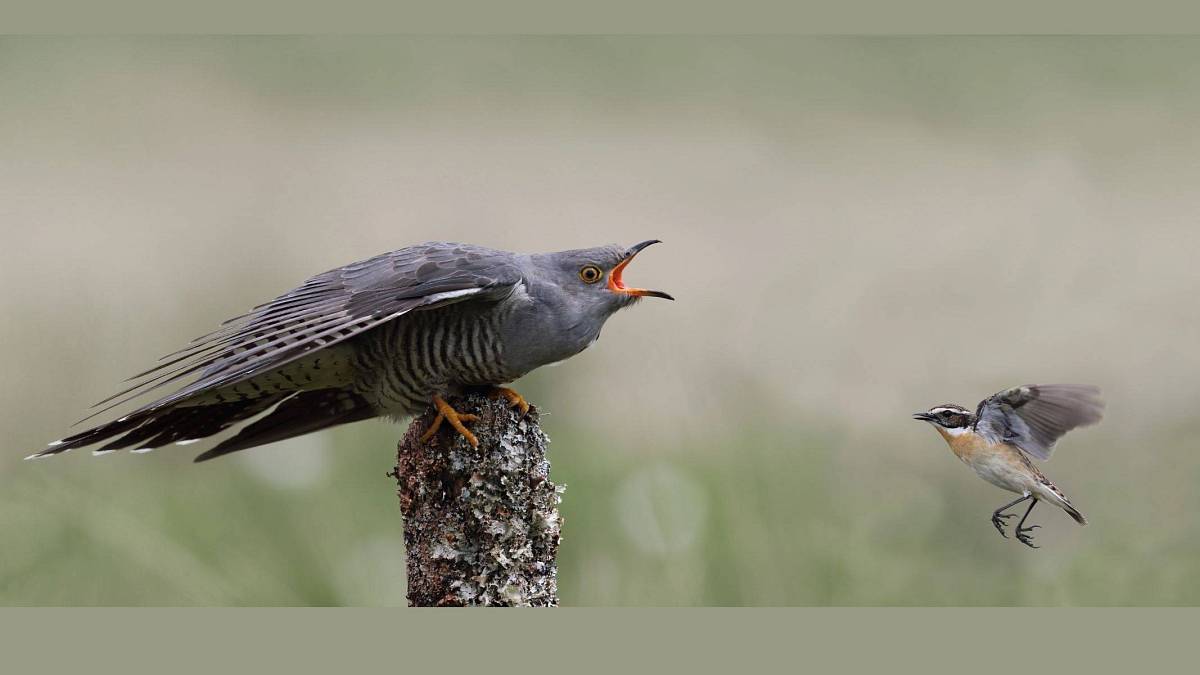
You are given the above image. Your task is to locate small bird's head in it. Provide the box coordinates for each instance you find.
[536,240,674,313]
[913,404,975,438]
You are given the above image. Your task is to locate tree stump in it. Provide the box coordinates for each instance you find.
[394,393,562,606]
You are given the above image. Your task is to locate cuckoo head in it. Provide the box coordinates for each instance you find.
[539,239,673,310]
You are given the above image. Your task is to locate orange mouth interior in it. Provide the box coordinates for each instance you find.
[607,256,641,294]
[604,242,672,300]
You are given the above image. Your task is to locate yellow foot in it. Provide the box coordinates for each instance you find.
[488,386,530,417]
[419,395,479,447]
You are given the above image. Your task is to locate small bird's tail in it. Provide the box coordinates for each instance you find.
[1062,502,1087,526]
[1036,480,1088,526]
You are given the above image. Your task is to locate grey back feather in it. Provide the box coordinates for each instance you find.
[974,384,1105,461]
[82,242,523,421]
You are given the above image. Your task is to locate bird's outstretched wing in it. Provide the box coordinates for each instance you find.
[973,384,1104,461]
[81,242,523,422]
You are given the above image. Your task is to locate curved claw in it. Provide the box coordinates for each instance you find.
[489,386,530,418]
[991,513,1016,535]
[1015,526,1041,549]
[991,514,1013,538]
[419,395,479,447]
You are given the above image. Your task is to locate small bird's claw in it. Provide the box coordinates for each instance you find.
[1015,525,1041,549]
[488,386,530,418]
[991,513,1015,538]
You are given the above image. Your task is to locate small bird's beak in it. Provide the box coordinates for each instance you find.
[609,240,674,300]
[912,412,933,422]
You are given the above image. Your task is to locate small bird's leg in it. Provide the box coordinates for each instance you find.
[990,494,1031,538]
[487,386,530,417]
[419,394,479,447]
[1015,498,1041,549]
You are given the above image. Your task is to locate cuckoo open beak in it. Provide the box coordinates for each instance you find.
[608,240,674,300]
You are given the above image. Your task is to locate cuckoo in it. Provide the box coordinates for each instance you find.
[28,240,672,461]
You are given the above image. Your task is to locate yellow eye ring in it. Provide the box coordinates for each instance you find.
[579,265,603,284]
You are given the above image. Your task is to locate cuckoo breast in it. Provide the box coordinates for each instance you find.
[348,296,522,415]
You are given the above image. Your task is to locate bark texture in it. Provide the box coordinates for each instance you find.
[395,393,561,606]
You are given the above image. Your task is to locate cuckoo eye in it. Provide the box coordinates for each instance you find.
[579,265,603,284]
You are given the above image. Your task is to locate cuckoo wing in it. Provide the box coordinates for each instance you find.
[973,384,1104,461]
[80,242,523,421]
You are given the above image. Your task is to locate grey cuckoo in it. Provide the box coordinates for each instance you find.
[28,240,672,462]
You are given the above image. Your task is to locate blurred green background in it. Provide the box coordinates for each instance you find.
[3,37,1199,605]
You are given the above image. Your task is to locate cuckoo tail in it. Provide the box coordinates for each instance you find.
[26,396,287,459]
[193,390,373,462]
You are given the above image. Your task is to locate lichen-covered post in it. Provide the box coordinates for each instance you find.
[394,393,562,606]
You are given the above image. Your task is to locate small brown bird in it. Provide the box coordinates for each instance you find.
[913,384,1104,548]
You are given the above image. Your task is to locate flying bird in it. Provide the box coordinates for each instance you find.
[913,384,1104,548]
[28,240,672,462]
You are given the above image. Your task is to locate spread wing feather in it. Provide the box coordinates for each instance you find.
[76,242,522,422]
[973,384,1105,461]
